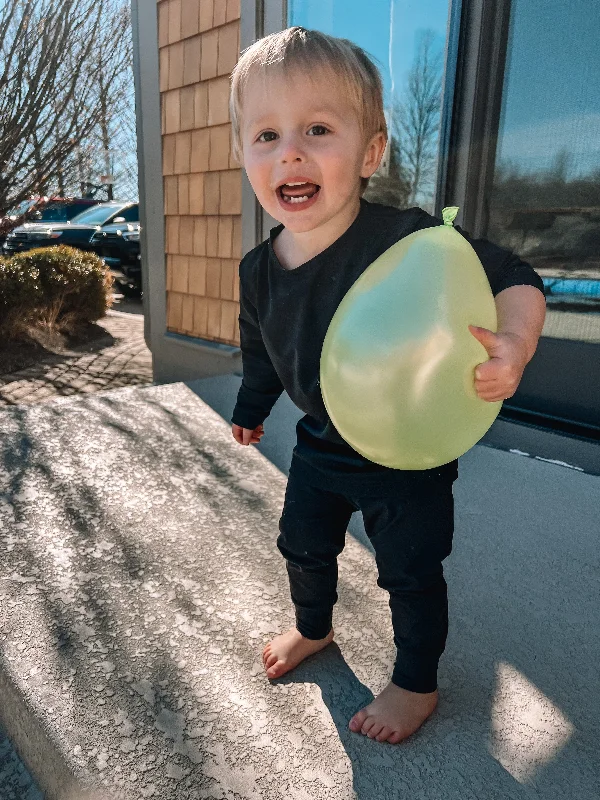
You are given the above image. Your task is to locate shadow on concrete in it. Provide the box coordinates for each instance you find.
[0,379,597,798]
[187,373,600,797]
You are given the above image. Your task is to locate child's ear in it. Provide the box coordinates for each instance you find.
[360,132,387,179]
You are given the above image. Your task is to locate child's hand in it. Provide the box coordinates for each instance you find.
[468,326,529,402]
[232,423,265,446]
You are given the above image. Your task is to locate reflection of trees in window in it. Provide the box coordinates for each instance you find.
[365,30,443,213]
[488,152,600,282]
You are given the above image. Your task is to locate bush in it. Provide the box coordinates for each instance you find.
[0,246,113,341]
[0,254,44,340]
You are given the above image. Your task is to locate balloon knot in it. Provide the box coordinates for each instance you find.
[442,206,459,226]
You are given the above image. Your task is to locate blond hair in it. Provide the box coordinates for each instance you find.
[229,27,387,191]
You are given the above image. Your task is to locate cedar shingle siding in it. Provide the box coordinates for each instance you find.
[157,0,242,345]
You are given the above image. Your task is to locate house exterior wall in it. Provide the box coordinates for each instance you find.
[156,0,242,347]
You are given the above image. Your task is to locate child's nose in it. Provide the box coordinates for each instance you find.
[279,134,306,163]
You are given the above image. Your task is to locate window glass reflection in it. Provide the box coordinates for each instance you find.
[486,0,600,338]
[288,0,451,214]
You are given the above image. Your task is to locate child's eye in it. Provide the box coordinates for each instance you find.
[257,131,277,143]
[307,125,329,136]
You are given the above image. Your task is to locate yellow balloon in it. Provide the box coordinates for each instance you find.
[320,207,502,470]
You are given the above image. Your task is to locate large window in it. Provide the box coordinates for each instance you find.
[485,0,600,344]
[288,0,452,214]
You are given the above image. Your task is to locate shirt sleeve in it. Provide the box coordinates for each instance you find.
[414,208,546,298]
[231,259,284,430]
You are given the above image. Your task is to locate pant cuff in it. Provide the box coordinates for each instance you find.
[391,665,438,694]
[295,611,333,640]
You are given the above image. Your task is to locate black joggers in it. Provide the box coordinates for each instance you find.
[276,452,457,694]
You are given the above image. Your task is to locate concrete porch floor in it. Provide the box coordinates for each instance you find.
[0,380,598,799]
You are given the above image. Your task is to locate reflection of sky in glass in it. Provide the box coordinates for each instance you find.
[289,0,600,178]
[289,0,448,110]
[498,0,600,178]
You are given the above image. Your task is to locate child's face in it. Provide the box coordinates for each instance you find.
[240,69,384,235]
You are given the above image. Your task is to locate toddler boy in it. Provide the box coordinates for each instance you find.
[229,27,546,743]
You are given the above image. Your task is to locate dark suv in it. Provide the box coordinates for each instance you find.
[3,202,139,257]
[89,220,141,290]
[0,197,99,247]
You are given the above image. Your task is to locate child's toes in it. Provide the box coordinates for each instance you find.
[375,726,393,742]
[366,721,384,739]
[360,716,378,736]
[388,733,404,745]
[266,660,284,678]
[264,653,278,671]
[348,710,367,733]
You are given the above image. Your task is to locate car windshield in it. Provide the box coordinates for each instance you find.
[70,204,123,225]
[34,204,81,222]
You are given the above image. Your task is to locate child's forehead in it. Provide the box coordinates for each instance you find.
[243,67,357,120]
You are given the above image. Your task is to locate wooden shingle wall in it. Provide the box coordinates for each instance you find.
[157,0,242,346]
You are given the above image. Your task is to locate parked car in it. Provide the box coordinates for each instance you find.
[0,197,100,246]
[2,202,139,257]
[89,220,142,291]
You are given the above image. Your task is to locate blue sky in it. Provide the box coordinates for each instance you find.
[288,0,600,178]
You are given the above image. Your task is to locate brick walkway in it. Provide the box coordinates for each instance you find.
[0,306,153,408]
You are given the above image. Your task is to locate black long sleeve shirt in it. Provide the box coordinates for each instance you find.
[231,199,545,479]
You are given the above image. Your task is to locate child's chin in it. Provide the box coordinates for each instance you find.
[278,216,322,233]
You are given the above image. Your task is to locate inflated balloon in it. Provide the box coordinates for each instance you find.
[320,206,501,470]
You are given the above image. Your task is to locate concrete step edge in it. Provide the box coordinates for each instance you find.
[0,656,110,800]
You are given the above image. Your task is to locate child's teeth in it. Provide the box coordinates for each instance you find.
[285,195,309,203]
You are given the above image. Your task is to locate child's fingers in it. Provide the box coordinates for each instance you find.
[232,425,254,445]
[245,425,265,445]
[231,424,244,444]
[478,391,506,402]
[249,425,265,444]
[232,424,264,445]
[475,367,521,398]
[475,381,512,401]
[474,360,501,381]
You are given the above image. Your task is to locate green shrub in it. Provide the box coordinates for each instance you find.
[0,254,45,340]
[1,246,113,340]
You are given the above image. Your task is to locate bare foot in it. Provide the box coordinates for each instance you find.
[262,627,334,679]
[348,682,438,744]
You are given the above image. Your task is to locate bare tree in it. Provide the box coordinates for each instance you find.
[88,0,135,200]
[392,29,443,207]
[364,29,443,212]
[0,0,134,213]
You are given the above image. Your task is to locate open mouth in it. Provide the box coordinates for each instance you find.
[277,182,321,205]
